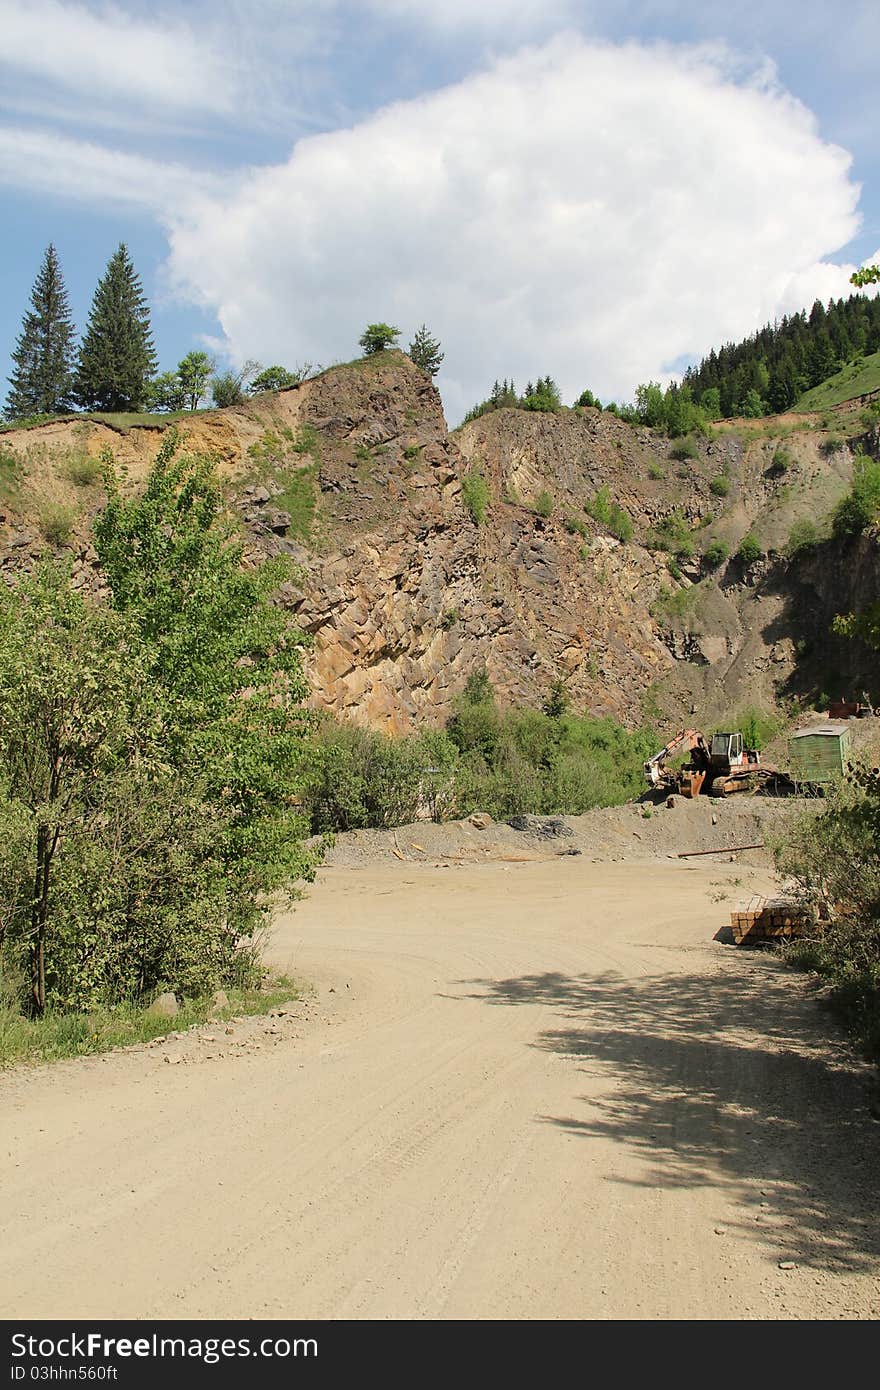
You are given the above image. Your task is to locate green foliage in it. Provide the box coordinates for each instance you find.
[709,475,730,497]
[575,388,600,409]
[0,447,22,504]
[646,510,695,560]
[647,462,665,480]
[5,245,76,420]
[460,376,561,424]
[670,436,699,462]
[702,538,729,569]
[359,323,401,356]
[768,446,793,477]
[563,514,588,538]
[542,679,569,718]
[786,519,819,558]
[249,365,301,394]
[177,351,216,411]
[776,766,880,1057]
[0,435,317,1021]
[0,974,300,1069]
[585,486,633,543]
[631,382,706,437]
[145,371,186,414]
[299,720,427,833]
[534,490,553,518]
[211,371,244,408]
[74,243,157,412]
[737,533,763,565]
[38,502,76,546]
[650,584,698,624]
[246,428,320,542]
[408,324,444,377]
[461,468,489,526]
[734,705,783,750]
[831,454,880,539]
[521,376,562,413]
[851,264,880,287]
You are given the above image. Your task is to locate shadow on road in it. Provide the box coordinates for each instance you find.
[454,962,880,1272]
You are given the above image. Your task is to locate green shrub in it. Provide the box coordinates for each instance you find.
[38,503,76,546]
[647,462,665,480]
[534,490,553,518]
[786,519,819,557]
[768,446,792,477]
[646,510,694,560]
[462,469,489,525]
[831,454,880,539]
[585,486,633,543]
[709,475,730,497]
[563,514,588,538]
[737,533,762,565]
[63,449,102,487]
[0,448,21,503]
[669,436,698,462]
[776,768,880,1058]
[702,539,729,569]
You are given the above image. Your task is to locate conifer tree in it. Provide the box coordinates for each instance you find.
[5,245,76,419]
[74,244,158,411]
[407,324,444,377]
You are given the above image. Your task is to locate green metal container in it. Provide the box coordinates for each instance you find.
[788,724,851,786]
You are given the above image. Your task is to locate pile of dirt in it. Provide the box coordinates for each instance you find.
[320,794,812,871]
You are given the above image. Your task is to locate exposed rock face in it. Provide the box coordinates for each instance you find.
[1,351,878,731]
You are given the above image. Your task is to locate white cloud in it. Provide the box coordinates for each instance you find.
[0,126,227,210]
[159,37,861,417]
[0,0,235,116]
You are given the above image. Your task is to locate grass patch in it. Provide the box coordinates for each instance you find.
[0,447,22,503]
[795,350,880,412]
[0,973,303,1070]
[38,502,76,546]
[585,486,633,542]
[62,449,103,487]
[461,468,489,525]
[246,427,321,543]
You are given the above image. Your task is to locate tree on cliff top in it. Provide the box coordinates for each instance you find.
[358,323,400,356]
[74,243,157,411]
[5,244,76,419]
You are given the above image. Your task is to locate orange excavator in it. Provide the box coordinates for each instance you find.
[643,728,794,798]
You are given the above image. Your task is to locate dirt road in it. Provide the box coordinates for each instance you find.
[1,853,878,1320]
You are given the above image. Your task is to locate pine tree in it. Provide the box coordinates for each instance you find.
[5,245,76,419]
[74,244,158,411]
[407,324,444,377]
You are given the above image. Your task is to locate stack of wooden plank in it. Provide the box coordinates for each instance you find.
[729,896,812,946]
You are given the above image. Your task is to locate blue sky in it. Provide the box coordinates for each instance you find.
[1,1,878,423]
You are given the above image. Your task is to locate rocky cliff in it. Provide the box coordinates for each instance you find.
[1,351,878,731]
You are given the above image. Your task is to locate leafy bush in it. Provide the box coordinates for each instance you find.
[563,514,588,538]
[709,475,730,497]
[462,469,489,525]
[585,486,633,543]
[575,389,600,409]
[702,539,729,569]
[534,490,553,518]
[831,453,880,539]
[647,462,665,480]
[786,519,819,557]
[776,767,880,1057]
[737,533,763,565]
[358,324,400,356]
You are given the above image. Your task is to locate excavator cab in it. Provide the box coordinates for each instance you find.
[709,732,744,771]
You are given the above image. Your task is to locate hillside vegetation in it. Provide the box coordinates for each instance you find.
[795,350,880,411]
